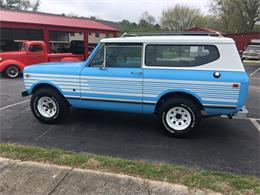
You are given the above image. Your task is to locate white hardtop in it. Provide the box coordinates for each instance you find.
[101,36,235,44]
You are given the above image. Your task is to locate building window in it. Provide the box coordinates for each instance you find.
[95,33,99,38]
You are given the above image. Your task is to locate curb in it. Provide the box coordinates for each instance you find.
[0,157,222,195]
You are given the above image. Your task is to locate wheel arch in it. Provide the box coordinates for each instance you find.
[0,60,25,72]
[31,83,70,106]
[154,91,204,114]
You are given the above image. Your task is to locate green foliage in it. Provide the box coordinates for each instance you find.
[210,0,260,33]
[119,11,161,33]
[160,5,202,31]
[0,0,40,11]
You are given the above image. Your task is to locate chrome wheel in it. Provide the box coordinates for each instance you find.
[37,97,57,118]
[166,106,191,131]
[6,66,19,78]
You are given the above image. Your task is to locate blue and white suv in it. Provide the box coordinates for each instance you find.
[22,34,249,137]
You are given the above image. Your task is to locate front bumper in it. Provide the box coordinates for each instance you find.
[234,106,249,118]
[22,90,29,97]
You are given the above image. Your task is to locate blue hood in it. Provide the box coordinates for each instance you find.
[24,61,86,75]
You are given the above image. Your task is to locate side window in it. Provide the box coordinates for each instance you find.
[89,44,104,67]
[105,45,142,68]
[29,45,43,53]
[145,45,220,67]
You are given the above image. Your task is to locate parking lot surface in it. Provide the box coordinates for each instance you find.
[0,65,259,177]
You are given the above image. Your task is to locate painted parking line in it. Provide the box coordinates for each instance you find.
[250,119,260,132]
[250,67,260,77]
[0,99,30,111]
[221,115,260,132]
[35,126,55,140]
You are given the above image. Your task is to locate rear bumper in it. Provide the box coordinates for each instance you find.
[22,90,29,97]
[234,106,249,118]
[242,55,260,60]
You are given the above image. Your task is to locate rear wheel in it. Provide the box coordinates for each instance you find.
[5,65,20,78]
[30,88,70,124]
[158,98,201,138]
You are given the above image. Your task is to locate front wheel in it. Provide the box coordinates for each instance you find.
[30,88,70,124]
[5,65,20,78]
[158,98,201,138]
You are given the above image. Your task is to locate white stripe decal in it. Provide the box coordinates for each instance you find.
[80,90,144,97]
[81,97,142,103]
[60,86,82,90]
[80,90,158,97]
[144,79,238,86]
[82,76,141,81]
[28,73,79,78]
[26,77,79,82]
[201,98,237,103]
[64,95,80,98]
[143,89,239,95]
[203,104,236,108]
[144,84,240,90]
[27,74,239,86]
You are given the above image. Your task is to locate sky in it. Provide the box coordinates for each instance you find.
[40,0,211,23]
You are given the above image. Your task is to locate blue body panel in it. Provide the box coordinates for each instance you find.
[142,68,249,115]
[23,44,249,116]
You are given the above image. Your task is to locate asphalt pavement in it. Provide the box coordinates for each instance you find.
[0,65,259,177]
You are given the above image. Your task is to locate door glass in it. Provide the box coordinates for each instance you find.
[105,45,142,68]
[29,45,43,53]
[89,44,104,67]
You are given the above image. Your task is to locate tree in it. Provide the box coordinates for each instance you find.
[0,0,40,11]
[119,12,161,33]
[32,0,40,11]
[160,5,202,31]
[210,0,260,33]
[140,11,156,25]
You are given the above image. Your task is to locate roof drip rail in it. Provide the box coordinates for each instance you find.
[120,31,223,37]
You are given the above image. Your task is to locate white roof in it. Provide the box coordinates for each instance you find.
[101,36,234,44]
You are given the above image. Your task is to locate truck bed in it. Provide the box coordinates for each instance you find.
[47,53,83,62]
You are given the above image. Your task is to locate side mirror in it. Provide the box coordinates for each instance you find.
[99,63,107,70]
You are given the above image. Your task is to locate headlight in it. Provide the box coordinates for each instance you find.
[0,57,2,62]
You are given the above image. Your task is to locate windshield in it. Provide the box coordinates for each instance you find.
[21,43,29,51]
[246,45,260,51]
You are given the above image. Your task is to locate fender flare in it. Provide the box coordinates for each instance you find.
[60,57,81,62]
[0,60,26,72]
[154,89,204,113]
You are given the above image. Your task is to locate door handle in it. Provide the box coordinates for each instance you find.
[131,72,143,75]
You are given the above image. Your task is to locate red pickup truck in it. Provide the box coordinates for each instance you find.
[0,41,83,78]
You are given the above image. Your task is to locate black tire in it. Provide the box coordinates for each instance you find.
[5,65,20,78]
[158,98,201,138]
[30,87,70,124]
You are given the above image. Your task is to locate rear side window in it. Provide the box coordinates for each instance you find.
[105,45,142,68]
[145,45,220,67]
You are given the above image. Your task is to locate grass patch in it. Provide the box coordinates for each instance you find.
[0,143,259,194]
